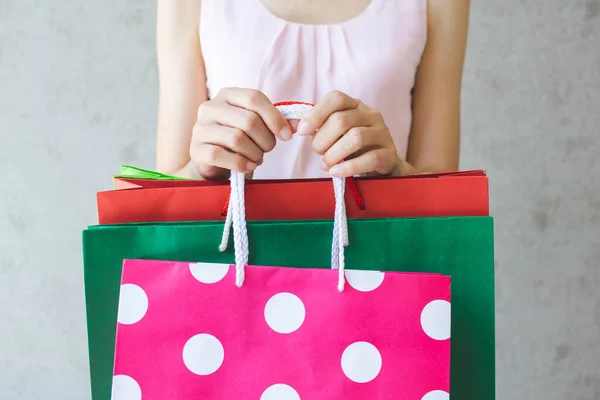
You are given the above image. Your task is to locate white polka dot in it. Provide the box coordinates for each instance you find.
[117,284,148,325]
[260,384,301,400]
[111,375,141,400]
[420,300,451,340]
[421,390,450,400]
[345,270,385,292]
[182,333,225,375]
[341,341,382,383]
[264,292,306,334]
[189,262,230,284]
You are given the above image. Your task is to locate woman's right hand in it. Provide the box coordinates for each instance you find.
[190,88,294,180]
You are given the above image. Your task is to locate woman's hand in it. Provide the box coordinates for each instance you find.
[191,88,294,180]
[296,91,403,177]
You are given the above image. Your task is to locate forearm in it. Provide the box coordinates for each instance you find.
[401,0,468,177]
[156,0,206,179]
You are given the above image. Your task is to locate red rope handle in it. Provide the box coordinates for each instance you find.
[346,176,365,210]
[273,100,314,107]
[220,101,367,216]
[221,195,230,217]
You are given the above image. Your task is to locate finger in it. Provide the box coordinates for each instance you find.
[297,90,361,136]
[200,102,276,152]
[192,143,257,174]
[311,110,369,155]
[328,148,398,178]
[204,106,274,155]
[219,88,293,141]
[321,127,382,167]
[199,124,264,163]
[288,119,300,132]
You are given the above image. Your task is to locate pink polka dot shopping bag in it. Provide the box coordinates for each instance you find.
[113,260,451,400]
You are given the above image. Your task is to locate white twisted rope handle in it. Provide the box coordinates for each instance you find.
[219,102,349,291]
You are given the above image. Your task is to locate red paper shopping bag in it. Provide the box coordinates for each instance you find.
[98,172,489,224]
[112,260,451,400]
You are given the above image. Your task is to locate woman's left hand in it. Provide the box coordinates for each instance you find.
[296,91,402,177]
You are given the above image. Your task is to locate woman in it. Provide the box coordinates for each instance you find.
[156,0,470,180]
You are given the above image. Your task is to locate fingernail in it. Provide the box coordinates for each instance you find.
[279,126,293,141]
[246,161,257,171]
[297,120,313,136]
[320,160,329,171]
[329,165,342,177]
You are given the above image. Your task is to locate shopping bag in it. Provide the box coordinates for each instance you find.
[98,173,489,224]
[83,216,494,400]
[112,259,451,399]
[86,103,494,399]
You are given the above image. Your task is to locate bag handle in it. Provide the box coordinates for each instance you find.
[218,103,366,217]
[219,102,349,291]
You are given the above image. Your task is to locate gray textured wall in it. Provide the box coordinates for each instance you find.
[1,0,599,399]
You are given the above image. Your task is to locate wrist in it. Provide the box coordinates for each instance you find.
[172,160,227,181]
[392,158,418,176]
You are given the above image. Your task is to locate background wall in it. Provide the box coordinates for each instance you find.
[1,0,599,399]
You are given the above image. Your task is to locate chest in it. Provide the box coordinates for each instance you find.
[200,0,427,102]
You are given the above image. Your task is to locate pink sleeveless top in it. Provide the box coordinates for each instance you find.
[200,0,427,179]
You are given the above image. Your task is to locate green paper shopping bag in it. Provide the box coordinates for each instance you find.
[82,216,494,400]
